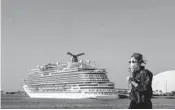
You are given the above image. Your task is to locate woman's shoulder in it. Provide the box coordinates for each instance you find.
[140,69,153,77]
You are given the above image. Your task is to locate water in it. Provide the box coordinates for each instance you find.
[1,95,175,109]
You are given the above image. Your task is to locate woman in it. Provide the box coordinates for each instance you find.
[127,53,153,109]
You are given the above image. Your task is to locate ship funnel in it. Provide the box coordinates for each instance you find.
[67,52,85,63]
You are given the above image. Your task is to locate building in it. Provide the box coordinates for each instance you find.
[152,70,175,93]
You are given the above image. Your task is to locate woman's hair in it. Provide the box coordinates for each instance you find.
[131,53,146,65]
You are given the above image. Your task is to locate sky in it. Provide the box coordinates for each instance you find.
[1,0,175,91]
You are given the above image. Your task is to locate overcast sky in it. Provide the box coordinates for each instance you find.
[2,0,175,91]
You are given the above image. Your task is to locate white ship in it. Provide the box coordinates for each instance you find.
[23,52,119,99]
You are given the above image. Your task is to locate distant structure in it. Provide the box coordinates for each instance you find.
[152,70,175,93]
[1,91,4,95]
[2,90,27,95]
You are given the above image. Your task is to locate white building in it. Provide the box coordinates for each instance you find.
[152,70,175,93]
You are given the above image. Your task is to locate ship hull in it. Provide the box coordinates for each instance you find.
[26,92,119,99]
[23,85,119,99]
[27,92,95,99]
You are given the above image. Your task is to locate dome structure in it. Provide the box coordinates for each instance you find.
[152,70,175,93]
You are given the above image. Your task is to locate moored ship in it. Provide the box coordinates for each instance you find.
[23,52,119,99]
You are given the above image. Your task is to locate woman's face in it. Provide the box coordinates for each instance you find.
[129,57,140,72]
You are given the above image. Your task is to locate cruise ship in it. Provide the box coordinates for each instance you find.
[23,52,119,99]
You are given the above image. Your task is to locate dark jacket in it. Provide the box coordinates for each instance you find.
[129,68,153,102]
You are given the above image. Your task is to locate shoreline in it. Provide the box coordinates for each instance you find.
[1,95,175,109]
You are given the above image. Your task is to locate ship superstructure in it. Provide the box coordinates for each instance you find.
[23,53,119,99]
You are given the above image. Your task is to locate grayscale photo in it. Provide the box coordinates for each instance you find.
[1,0,175,109]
